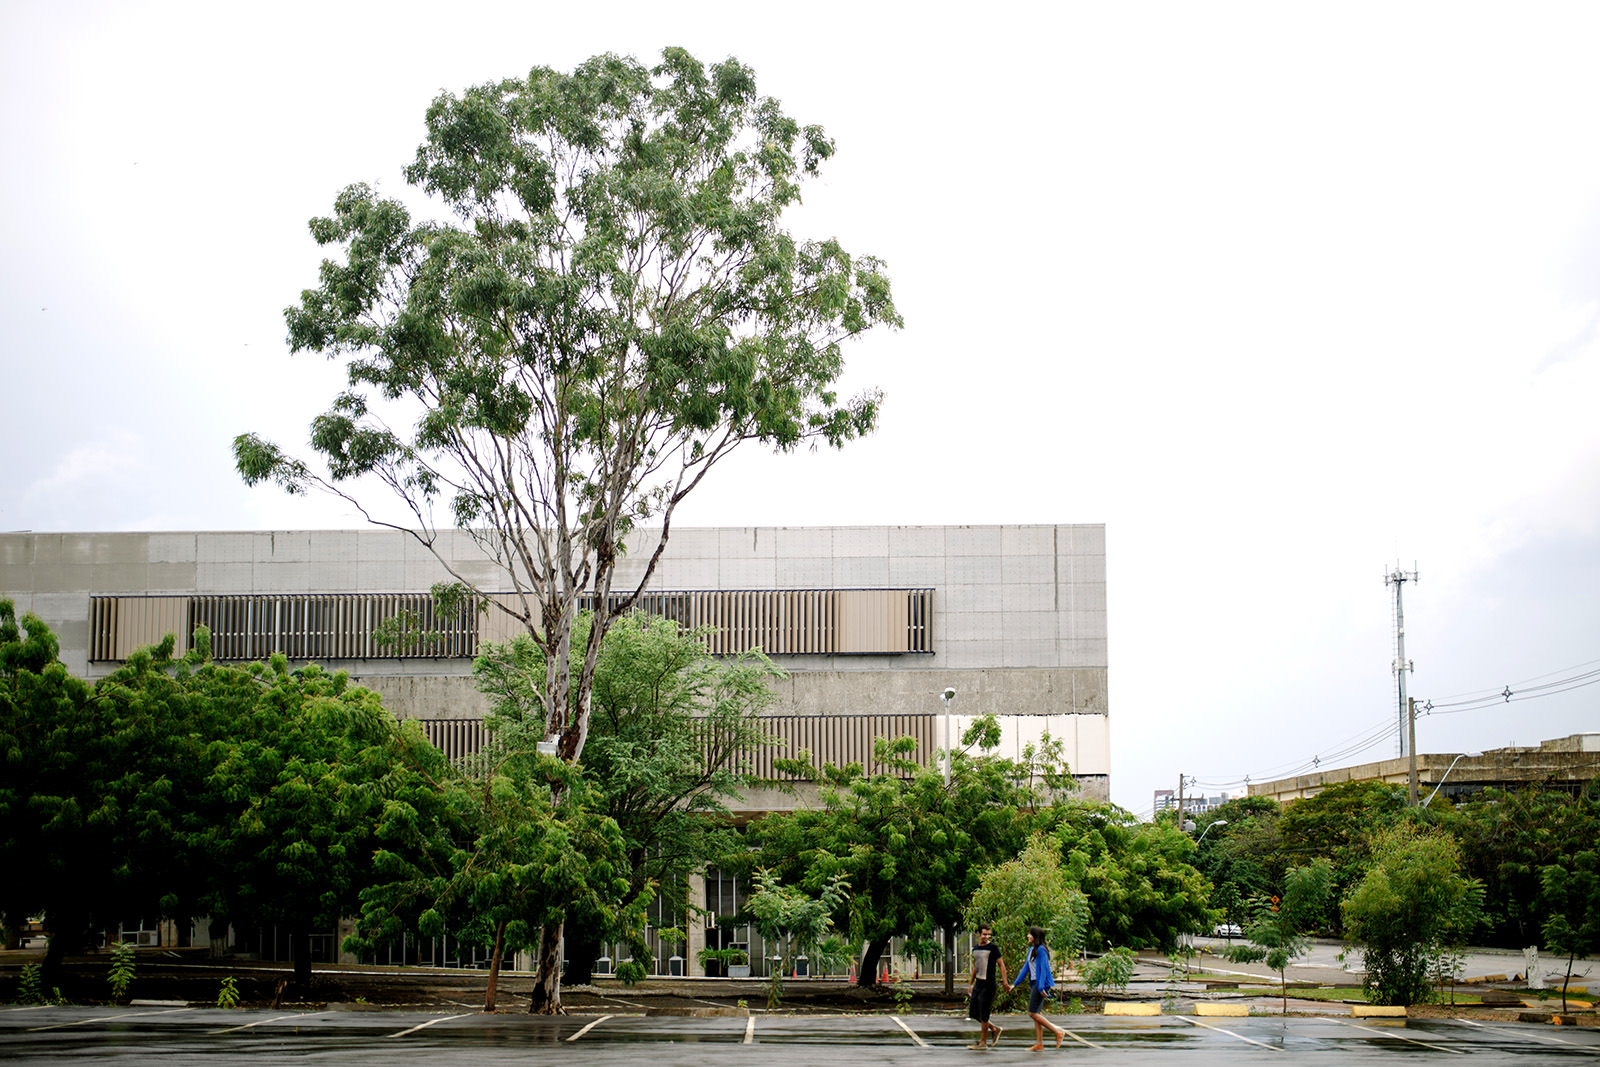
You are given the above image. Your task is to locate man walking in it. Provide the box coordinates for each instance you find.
[967,924,1009,1049]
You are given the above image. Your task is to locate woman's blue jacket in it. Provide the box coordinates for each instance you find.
[1012,944,1055,991]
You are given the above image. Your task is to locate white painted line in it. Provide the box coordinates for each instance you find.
[1182,1015,1283,1052]
[29,1008,191,1032]
[209,1011,328,1034]
[0,1006,49,1013]
[1342,1019,1464,1054]
[1446,1016,1600,1053]
[889,1015,929,1048]
[566,1014,615,1042]
[744,1015,756,1044]
[386,1012,472,1039]
[1059,1027,1106,1050]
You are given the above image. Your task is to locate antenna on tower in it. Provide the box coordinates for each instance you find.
[1385,563,1418,800]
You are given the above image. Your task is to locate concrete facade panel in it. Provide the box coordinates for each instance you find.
[308,560,360,593]
[833,556,890,587]
[356,530,408,561]
[947,555,1004,585]
[774,527,833,558]
[197,533,254,564]
[716,557,777,588]
[1002,581,1056,613]
[60,535,97,565]
[717,527,769,557]
[776,557,833,586]
[1001,526,1056,555]
[1003,639,1058,668]
[888,555,944,586]
[306,530,361,561]
[829,527,890,556]
[90,561,149,592]
[0,535,33,567]
[32,563,92,592]
[148,534,199,563]
[944,582,1003,613]
[889,526,946,556]
[946,526,1003,555]
[147,562,199,593]
[0,564,34,593]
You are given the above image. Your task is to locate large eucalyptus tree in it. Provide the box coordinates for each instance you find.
[236,47,897,1009]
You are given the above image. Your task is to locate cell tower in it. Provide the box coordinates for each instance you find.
[1386,563,1417,758]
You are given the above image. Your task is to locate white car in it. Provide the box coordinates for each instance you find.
[1212,923,1243,938]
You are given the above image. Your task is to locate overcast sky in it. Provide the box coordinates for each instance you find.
[3,1,1597,815]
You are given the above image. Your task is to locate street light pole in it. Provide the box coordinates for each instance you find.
[1194,819,1228,845]
[1421,752,1483,808]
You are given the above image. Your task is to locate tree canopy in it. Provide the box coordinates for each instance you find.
[234,50,898,1010]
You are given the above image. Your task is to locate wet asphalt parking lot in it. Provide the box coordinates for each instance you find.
[3,1004,1598,1065]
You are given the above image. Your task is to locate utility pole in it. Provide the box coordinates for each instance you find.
[1386,564,1418,795]
[1176,774,1184,831]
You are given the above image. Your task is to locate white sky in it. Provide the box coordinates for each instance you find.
[3,1,1597,815]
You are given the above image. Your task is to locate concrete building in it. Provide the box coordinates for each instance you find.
[1,524,1110,973]
[1153,789,1231,816]
[1247,734,1600,805]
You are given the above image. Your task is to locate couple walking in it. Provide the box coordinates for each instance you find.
[966,923,1068,1051]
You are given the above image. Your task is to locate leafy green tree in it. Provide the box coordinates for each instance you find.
[1440,788,1600,946]
[1538,847,1600,1013]
[234,47,898,1012]
[471,611,779,985]
[745,868,849,1008]
[964,834,1089,1002]
[1191,797,1284,925]
[1341,823,1483,1006]
[1276,780,1409,931]
[1,606,462,992]
[1224,858,1334,1012]
[1,603,116,974]
[750,719,1051,992]
[1046,804,1213,951]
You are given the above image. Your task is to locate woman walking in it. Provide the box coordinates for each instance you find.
[1011,925,1066,1050]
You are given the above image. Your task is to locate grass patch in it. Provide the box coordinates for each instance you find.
[1232,985,1484,1006]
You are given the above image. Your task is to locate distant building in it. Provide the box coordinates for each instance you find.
[1247,734,1600,804]
[1153,789,1230,816]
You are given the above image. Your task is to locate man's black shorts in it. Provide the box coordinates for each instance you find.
[968,985,996,1022]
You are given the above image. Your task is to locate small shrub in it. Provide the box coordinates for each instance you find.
[108,942,137,1001]
[217,976,240,1009]
[889,972,912,1013]
[18,963,43,1005]
[1081,948,1136,993]
[615,960,648,987]
[1065,996,1084,1014]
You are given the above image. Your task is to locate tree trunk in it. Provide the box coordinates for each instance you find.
[483,919,507,1012]
[526,921,565,1014]
[857,935,890,988]
[944,927,957,997]
[291,927,311,990]
[564,925,603,988]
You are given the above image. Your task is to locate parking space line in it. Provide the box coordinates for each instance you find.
[565,1014,614,1042]
[1059,1027,1106,1050]
[386,1013,471,1038]
[744,1016,756,1044]
[28,1008,191,1032]
[1181,1016,1282,1052]
[1341,1019,1464,1053]
[209,1011,328,1035]
[889,1016,929,1047]
[1446,1017,1600,1053]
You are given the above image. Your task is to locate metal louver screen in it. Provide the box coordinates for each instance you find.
[416,713,938,781]
[87,589,932,661]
